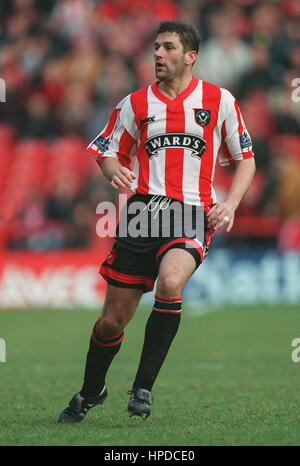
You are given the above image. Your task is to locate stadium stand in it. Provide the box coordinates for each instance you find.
[0,0,299,251]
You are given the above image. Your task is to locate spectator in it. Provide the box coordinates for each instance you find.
[20,92,57,139]
[194,6,252,89]
[237,43,278,99]
[1,0,300,250]
[56,82,93,136]
[269,67,300,134]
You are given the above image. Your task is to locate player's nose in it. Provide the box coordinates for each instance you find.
[154,46,163,58]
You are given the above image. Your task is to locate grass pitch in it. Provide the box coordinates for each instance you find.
[0,304,299,446]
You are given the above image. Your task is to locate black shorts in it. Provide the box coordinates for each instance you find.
[100,193,214,292]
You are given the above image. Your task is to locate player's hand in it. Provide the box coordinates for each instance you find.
[207,201,236,232]
[111,167,136,190]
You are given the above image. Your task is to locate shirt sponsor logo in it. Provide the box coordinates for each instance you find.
[194,109,211,126]
[145,133,206,160]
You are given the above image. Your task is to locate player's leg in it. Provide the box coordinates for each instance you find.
[58,285,142,423]
[80,284,143,398]
[58,239,158,424]
[128,247,197,418]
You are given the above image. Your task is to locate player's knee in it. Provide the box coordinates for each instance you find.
[156,275,182,298]
[96,314,125,339]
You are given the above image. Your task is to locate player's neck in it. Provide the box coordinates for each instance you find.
[158,74,194,99]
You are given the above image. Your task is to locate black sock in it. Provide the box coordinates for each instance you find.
[80,323,124,398]
[132,296,182,391]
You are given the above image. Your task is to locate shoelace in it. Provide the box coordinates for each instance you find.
[143,195,172,219]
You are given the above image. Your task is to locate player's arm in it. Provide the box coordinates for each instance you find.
[87,96,137,190]
[207,158,256,232]
[207,93,256,232]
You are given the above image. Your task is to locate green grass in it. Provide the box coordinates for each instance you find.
[0,305,299,446]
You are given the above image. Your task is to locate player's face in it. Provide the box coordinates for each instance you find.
[154,32,188,81]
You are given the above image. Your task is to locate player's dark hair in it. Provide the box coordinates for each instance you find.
[155,21,200,53]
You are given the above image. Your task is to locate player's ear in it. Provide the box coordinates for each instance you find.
[185,51,197,66]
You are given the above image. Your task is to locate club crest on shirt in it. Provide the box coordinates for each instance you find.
[194,109,211,126]
[145,133,206,160]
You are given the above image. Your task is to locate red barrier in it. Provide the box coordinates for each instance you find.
[0,246,111,310]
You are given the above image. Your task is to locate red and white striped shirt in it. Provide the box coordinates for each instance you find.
[87,76,254,206]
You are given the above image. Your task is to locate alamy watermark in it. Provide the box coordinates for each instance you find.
[95,194,205,245]
[0,78,6,102]
[0,338,6,363]
[291,78,300,103]
[291,338,300,363]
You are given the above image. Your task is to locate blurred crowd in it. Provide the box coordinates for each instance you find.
[0,0,300,250]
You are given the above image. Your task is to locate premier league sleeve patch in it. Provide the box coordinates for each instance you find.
[93,135,110,153]
[239,131,252,151]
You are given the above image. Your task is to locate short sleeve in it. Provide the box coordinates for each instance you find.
[87,96,137,169]
[219,91,254,167]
